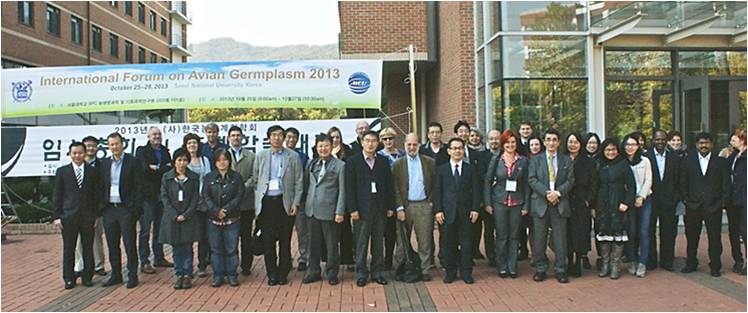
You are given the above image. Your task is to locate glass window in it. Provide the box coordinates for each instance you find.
[124,1,132,16]
[487,2,500,37]
[501,1,587,31]
[124,41,133,63]
[18,2,33,26]
[491,83,503,130]
[161,57,168,63]
[679,51,747,76]
[137,2,145,23]
[70,16,82,45]
[109,34,119,58]
[46,4,60,35]
[110,1,117,8]
[150,52,157,63]
[487,39,501,83]
[160,17,167,36]
[478,86,486,132]
[476,49,485,87]
[138,47,145,63]
[502,36,586,78]
[605,81,673,141]
[474,1,483,47]
[91,25,102,51]
[606,51,672,77]
[503,79,587,135]
[150,11,157,31]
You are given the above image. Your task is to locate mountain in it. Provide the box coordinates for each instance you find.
[188,38,339,62]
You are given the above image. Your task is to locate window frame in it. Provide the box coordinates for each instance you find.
[18,1,34,26]
[46,4,61,36]
[70,15,82,45]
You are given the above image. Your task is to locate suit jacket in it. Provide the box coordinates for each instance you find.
[483,154,531,209]
[135,143,172,200]
[229,147,256,211]
[419,142,449,166]
[517,137,531,157]
[303,157,346,221]
[392,154,435,209]
[646,149,681,209]
[345,152,396,220]
[99,153,144,215]
[680,152,731,213]
[432,161,480,225]
[52,162,99,224]
[527,152,575,218]
[252,147,304,216]
[728,150,747,207]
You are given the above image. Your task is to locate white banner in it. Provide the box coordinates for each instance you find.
[1,118,378,177]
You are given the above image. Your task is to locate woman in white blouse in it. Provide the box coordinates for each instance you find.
[622,133,653,278]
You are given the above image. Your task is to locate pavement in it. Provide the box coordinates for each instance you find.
[1,226,745,312]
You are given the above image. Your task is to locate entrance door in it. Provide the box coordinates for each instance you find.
[680,76,746,149]
[680,76,708,148]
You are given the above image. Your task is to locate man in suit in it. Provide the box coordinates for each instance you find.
[100,132,143,288]
[393,133,436,280]
[420,122,449,166]
[253,125,304,286]
[346,130,395,287]
[73,136,107,278]
[227,126,256,276]
[517,122,533,157]
[454,120,488,261]
[433,137,480,284]
[680,132,731,277]
[202,123,229,167]
[646,130,681,272]
[53,142,99,289]
[135,127,172,274]
[286,127,311,272]
[528,128,574,283]
[301,133,346,285]
[350,120,370,155]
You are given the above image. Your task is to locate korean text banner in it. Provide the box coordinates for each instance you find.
[1,60,382,118]
[1,118,377,177]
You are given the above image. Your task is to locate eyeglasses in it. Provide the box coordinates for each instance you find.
[382,137,393,141]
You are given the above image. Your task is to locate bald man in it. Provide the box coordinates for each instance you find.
[135,127,173,274]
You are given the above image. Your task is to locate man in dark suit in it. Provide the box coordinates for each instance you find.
[73,136,107,277]
[646,130,681,271]
[680,132,731,277]
[433,137,480,284]
[453,120,486,261]
[346,130,395,287]
[517,122,533,157]
[420,122,449,166]
[528,128,574,283]
[135,127,172,274]
[100,132,144,288]
[53,142,99,289]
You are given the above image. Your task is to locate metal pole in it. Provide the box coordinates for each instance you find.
[408,44,417,136]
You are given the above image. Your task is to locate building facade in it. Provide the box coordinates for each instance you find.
[1,1,192,126]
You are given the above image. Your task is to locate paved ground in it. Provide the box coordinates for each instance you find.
[2,227,746,312]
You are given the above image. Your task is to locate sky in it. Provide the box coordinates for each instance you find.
[188,0,341,46]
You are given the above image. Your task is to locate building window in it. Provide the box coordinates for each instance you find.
[109,33,119,58]
[124,1,132,16]
[91,25,102,51]
[161,57,168,63]
[150,52,157,63]
[18,2,34,26]
[502,35,586,78]
[606,81,673,141]
[149,11,156,31]
[137,2,145,23]
[160,17,167,36]
[500,1,587,32]
[138,47,145,63]
[501,79,588,135]
[70,16,82,45]
[46,4,60,36]
[124,40,133,63]
[110,1,117,8]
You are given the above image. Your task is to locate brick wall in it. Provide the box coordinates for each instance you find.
[339,1,428,55]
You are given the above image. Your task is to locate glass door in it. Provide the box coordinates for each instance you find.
[680,76,708,149]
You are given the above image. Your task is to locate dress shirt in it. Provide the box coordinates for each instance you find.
[655,149,666,180]
[407,154,427,202]
[450,159,462,176]
[698,152,711,176]
[266,148,284,196]
[110,155,123,203]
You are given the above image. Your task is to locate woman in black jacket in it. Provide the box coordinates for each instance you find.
[202,149,245,287]
[728,128,747,275]
[327,126,356,271]
[159,149,200,289]
[594,138,636,280]
[564,132,598,277]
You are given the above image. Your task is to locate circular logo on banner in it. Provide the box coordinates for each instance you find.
[11,80,33,102]
[348,72,371,95]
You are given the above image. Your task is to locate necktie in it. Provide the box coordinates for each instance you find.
[75,167,83,189]
[318,160,326,181]
[453,163,460,185]
[548,155,556,183]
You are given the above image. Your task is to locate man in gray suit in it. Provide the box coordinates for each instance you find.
[252,125,304,286]
[227,126,257,276]
[527,128,574,284]
[301,134,346,285]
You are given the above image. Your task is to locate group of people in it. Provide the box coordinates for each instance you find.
[52,119,746,290]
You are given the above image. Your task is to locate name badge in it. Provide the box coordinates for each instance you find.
[178,190,184,202]
[269,179,280,191]
[549,182,555,191]
[371,182,378,193]
[505,180,517,192]
[110,186,120,198]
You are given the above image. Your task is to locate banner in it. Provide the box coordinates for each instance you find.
[1,118,378,177]
[1,60,382,118]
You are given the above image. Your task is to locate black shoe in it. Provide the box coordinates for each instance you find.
[227,276,239,287]
[533,272,546,282]
[95,269,107,276]
[212,278,225,287]
[462,275,474,284]
[278,278,288,285]
[646,262,657,271]
[581,256,592,270]
[197,268,209,278]
[443,272,456,284]
[328,276,340,285]
[126,278,139,289]
[182,277,192,289]
[710,270,721,277]
[356,278,367,287]
[681,265,698,273]
[155,259,173,267]
[373,276,388,285]
[297,262,308,272]
[509,272,518,279]
[64,281,75,289]
[498,271,508,278]
[81,279,93,287]
[732,263,743,274]
[174,277,184,290]
[303,275,321,284]
[661,264,674,272]
[421,273,432,281]
[101,276,123,287]
[556,273,569,284]
[267,279,278,286]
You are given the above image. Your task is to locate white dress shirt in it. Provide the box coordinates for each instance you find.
[698,152,711,176]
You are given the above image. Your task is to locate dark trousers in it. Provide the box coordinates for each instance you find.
[308,217,340,279]
[518,214,533,256]
[684,208,723,271]
[103,208,139,280]
[138,198,165,265]
[171,243,194,277]
[482,207,496,261]
[259,196,294,280]
[353,212,386,280]
[195,211,211,270]
[239,210,255,272]
[493,204,521,273]
[340,212,355,265]
[62,219,94,282]
[471,213,483,258]
[384,215,396,267]
[439,218,473,276]
[726,205,745,265]
[648,204,677,268]
[532,207,567,274]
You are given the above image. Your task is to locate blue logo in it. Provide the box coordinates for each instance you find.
[348,72,371,95]
[11,80,32,102]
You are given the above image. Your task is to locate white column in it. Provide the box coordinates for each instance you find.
[587,37,606,138]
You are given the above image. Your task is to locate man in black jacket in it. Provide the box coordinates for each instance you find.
[680,132,731,277]
[646,130,681,272]
[135,127,173,274]
[53,142,99,289]
[100,132,144,288]
[420,122,449,166]
[453,120,486,261]
[346,130,395,287]
[433,137,480,284]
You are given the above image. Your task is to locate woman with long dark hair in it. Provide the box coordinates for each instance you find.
[327,126,356,271]
[564,132,598,277]
[622,133,653,278]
